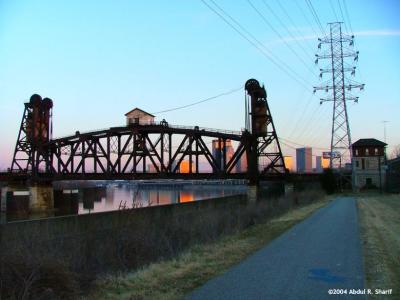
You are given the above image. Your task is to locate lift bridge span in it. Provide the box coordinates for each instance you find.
[6,79,286,184]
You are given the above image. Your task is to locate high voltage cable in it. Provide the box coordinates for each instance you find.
[280,136,329,150]
[275,0,316,54]
[280,140,327,157]
[336,0,350,33]
[259,0,322,145]
[308,100,357,147]
[341,0,354,34]
[151,86,243,114]
[260,0,314,62]
[200,0,312,90]
[340,0,363,81]
[293,0,320,37]
[329,0,340,22]
[246,0,316,77]
[302,103,331,143]
[207,0,312,88]
[304,0,326,35]
[291,103,323,142]
[287,92,316,140]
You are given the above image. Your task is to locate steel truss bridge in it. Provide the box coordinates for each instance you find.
[6,79,287,184]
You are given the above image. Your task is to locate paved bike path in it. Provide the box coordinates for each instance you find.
[188,197,365,300]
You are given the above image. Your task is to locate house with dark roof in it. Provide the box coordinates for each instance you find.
[352,138,387,190]
[125,108,155,125]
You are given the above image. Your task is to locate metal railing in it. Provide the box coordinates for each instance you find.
[52,121,243,140]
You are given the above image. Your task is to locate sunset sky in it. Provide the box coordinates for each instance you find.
[1,0,399,169]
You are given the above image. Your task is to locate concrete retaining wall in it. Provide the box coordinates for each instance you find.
[0,194,252,273]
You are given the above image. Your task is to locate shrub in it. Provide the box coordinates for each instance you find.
[320,169,337,194]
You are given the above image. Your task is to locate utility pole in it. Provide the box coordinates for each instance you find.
[382,120,389,143]
[314,22,364,171]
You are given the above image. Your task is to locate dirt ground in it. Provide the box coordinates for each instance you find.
[357,193,400,299]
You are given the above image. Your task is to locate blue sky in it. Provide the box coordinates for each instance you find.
[1,0,399,169]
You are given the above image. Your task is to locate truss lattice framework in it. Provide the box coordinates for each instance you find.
[314,22,364,168]
[49,125,246,176]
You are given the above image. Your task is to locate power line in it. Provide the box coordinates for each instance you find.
[208,0,313,88]
[287,92,315,140]
[200,0,312,90]
[275,0,316,54]
[280,136,329,150]
[151,86,243,114]
[293,0,320,37]
[260,0,314,62]
[209,0,309,85]
[280,140,328,158]
[341,0,354,35]
[246,0,316,76]
[336,0,350,33]
[290,103,322,142]
[304,0,326,35]
[329,0,340,22]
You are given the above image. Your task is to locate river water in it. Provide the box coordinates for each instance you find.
[3,180,247,221]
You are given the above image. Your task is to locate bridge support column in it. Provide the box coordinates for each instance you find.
[54,189,79,216]
[1,184,31,222]
[247,185,258,203]
[29,183,54,218]
[284,183,294,196]
[1,187,7,224]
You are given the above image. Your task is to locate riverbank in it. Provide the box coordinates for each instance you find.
[357,193,400,299]
[88,193,331,300]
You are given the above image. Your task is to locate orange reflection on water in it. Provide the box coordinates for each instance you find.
[180,191,194,203]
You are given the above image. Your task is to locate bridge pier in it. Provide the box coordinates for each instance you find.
[0,186,7,224]
[29,184,54,218]
[54,189,79,216]
[246,185,258,203]
[284,183,294,195]
[28,184,54,218]
[0,183,54,222]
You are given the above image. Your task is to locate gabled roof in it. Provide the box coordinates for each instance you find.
[125,107,155,117]
[352,138,387,147]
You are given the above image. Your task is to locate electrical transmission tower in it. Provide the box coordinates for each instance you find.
[314,22,364,168]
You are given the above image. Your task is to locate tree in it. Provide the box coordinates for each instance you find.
[320,169,337,194]
[389,145,400,159]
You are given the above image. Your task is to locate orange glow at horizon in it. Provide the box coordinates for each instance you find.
[179,160,196,173]
[180,191,194,203]
[321,157,330,168]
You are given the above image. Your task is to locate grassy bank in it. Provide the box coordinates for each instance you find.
[88,195,330,300]
[357,194,400,299]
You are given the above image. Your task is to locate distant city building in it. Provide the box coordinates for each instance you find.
[316,156,322,173]
[352,138,387,190]
[212,139,222,169]
[284,156,294,173]
[147,163,161,173]
[211,139,237,172]
[314,156,329,173]
[179,160,196,174]
[296,147,312,173]
[125,108,155,125]
[237,153,248,173]
[321,156,330,169]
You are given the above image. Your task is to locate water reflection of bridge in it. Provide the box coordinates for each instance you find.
[4,182,247,222]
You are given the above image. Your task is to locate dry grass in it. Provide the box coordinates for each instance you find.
[357,193,400,300]
[88,197,331,300]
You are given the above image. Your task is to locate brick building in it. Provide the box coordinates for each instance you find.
[352,138,387,189]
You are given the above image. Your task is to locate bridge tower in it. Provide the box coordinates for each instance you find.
[244,79,286,185]
[10,94,53,176]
